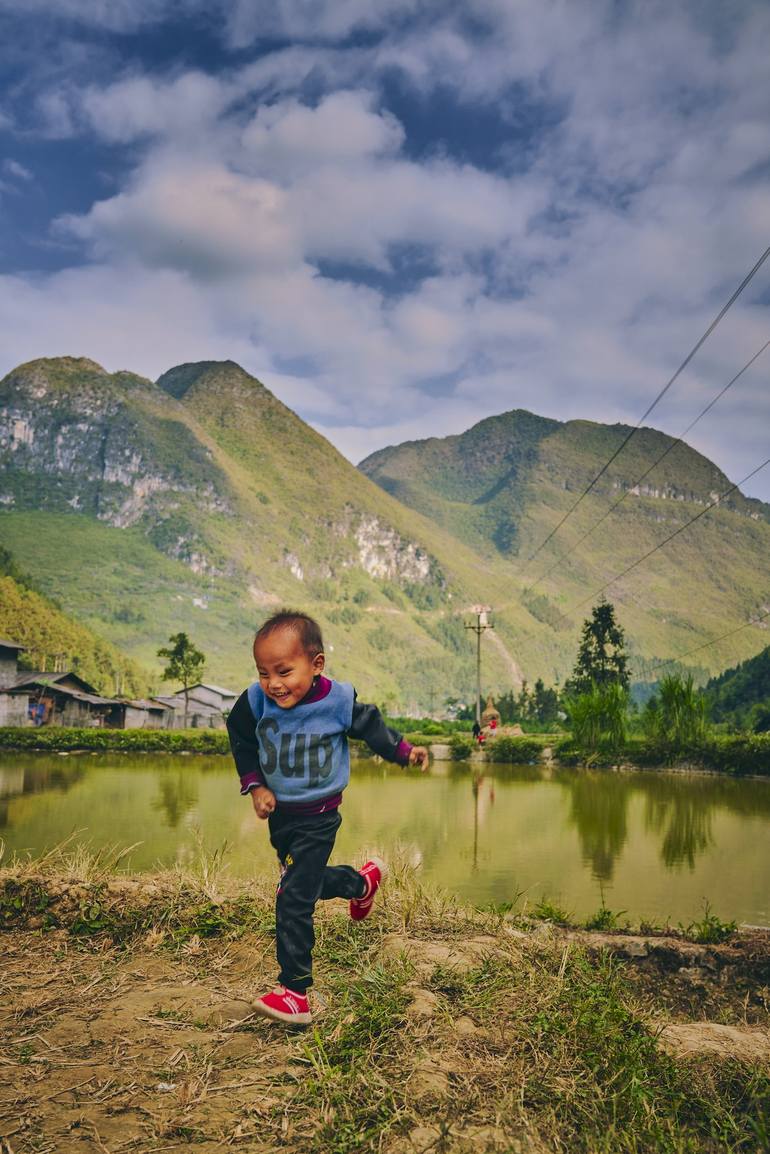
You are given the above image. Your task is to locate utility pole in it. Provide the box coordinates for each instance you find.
[464,606,494,725]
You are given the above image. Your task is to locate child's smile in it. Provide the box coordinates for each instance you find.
[253,628,325,709]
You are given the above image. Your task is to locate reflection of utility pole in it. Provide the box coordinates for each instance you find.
[471,770,482,871]
[464,606,493,725]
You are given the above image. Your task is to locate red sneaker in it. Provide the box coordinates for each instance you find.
[253,986,311,1027]
[350,857,387,922]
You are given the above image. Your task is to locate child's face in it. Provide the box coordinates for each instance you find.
[253,627,325,709]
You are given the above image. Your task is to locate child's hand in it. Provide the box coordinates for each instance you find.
[251,786,276,819]
[408,746,430,772]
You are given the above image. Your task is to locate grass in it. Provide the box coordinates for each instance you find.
[1,844,769,1152]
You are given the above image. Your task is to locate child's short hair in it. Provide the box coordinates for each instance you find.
[254,610,324,657]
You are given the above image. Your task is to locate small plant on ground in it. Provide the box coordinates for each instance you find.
[682,900,737,944]
[532,896,570,923]
[584,901,628,931]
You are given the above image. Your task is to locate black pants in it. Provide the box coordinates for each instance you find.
[268,808,366,994]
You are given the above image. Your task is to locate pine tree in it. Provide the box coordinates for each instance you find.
[566,600,629,695]
[533,677,559,724]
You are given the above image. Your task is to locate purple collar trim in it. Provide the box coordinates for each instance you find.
[298,675,332,706]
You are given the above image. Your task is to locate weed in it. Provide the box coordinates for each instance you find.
[532,896,570,923]
[682,901,737,944]
[585,893,628,931]
[71,892,113,936]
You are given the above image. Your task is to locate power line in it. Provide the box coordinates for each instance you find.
[648,606,770,675]
[556,453,770,623]
[525,339,770,594]
[522,245,770,570]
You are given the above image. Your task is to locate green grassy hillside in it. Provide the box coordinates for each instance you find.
[2,357,769,704]
[0,546,149,696]
[361,412,770,683]
[0,359,531,705]
[703,645,770,730]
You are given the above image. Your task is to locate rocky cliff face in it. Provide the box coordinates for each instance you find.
[0,358,235,568]
[0,356,464,700]
[0,356,444,593]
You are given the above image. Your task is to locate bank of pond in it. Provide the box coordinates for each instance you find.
[1,725,769,777]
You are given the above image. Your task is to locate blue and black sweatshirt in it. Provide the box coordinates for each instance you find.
[227,675,412,815]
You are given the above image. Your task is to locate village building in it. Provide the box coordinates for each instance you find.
[0,640,29,725]
[153,682,237,729]
[0,641,172,729]
[9,671,116,727]
[116,699,172,730]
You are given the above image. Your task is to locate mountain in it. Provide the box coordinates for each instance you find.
[703,645,770,731]
[360,410,770,681]
[2,357,768,707]
[0,358,525,706]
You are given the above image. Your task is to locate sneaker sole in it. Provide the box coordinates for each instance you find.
[253,1000,312,1028]
[350,856,388,921]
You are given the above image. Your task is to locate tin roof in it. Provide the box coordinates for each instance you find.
[12,671,101,695]
[0,638,26,651]
[185,682,238,697]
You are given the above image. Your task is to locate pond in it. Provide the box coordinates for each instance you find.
[1,753,768,927]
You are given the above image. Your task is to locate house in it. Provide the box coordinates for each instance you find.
[0,641,223,730]
[9,671,116,727]
[0,640,29,725]
[154,682,238,729]
[0,645,116,727]
[111,698,172,730]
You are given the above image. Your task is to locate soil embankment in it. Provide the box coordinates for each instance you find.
[1,867,768,1153]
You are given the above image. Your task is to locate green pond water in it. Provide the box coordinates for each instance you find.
[1,752,768,927]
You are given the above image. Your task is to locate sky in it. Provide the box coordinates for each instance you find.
[1,0,769,499]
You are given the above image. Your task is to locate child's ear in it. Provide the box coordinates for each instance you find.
[313,651,326,674]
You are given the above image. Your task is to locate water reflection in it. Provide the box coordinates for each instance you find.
[152,769,200,828]
[0,760,86,830]
[470,769,497,871]
[643,779,714,869]
[564,771,631,881]
[0,753,768,925]
[559,768,770,878]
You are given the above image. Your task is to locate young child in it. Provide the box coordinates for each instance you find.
[227,609,429,1027]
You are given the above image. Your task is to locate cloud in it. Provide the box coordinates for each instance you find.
[2,0,770,503]
[57,155,303,277]
[2,158,31,180]
[0,0,199,33]
[80,71,231,143]
[59,87,544,276]
[222,0,425,48]
[241,90,404,178]
[0,264,272,379]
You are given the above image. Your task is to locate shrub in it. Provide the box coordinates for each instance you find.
[449,734,474,760]
[487,736,544,763]
[0,727,230,754]
[643,674,708,755]
[566,683,629,753]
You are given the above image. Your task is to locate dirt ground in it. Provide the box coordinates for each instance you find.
[1,875,769,1153]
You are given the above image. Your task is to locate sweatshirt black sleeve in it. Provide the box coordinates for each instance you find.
[348,696,412,765]
[226,691,266,793]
